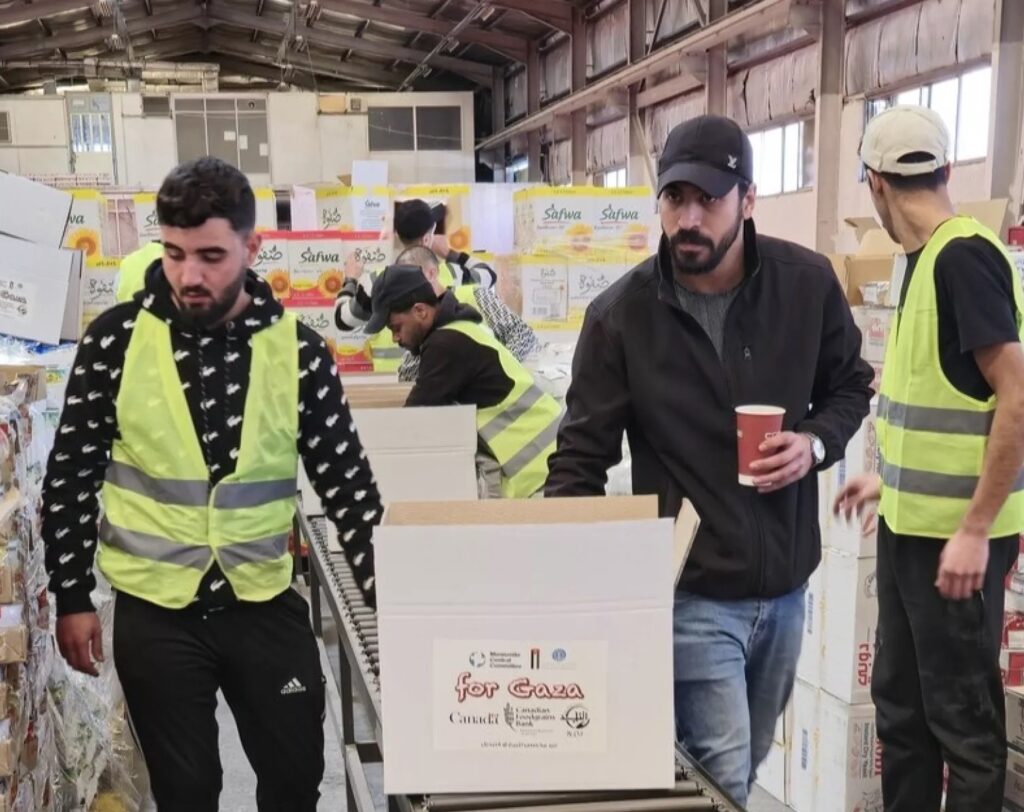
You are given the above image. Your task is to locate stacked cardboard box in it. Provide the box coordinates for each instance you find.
[1006,687,1024,809]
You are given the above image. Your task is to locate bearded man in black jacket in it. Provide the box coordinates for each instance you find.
[546,115,874,806]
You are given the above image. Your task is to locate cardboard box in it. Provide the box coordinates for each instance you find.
[133,192,161,244]
[80,256,119,334]
[297,404,479,513]
[0,235,80,345]
[254,187,278,231]
[314,185,391,234]
[376,496,676,794]
[788,679,820,812]
[0,172,72,246]
[344,383,414,409]
[518,253,569,328]
[756,739,788,804]
[567,249,630,327]
[0,627,26,665]
[592,188,655,251]
[340,231,391,275]
[817,693,882,812]
[821,550,878,705]
[821,406,880,558]
[514,187,595,252]
[796,562,824,687]
[251,231,290,299]
[1007,745,1024,812]
[62,189,106,260]
[0,738,11,777]
[852,306,894,365]
[397,184,472,252]
[1007,687,1024,752]
[284,231,346,307]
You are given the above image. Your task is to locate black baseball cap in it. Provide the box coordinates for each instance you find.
[658,115,754,198]
[394,199,446,242]
[365,264,435,334]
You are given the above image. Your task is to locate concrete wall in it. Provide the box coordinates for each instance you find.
[0,97,70,175]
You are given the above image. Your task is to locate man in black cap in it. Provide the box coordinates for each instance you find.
[545,115,874,805]
[366,264,560,499]
[393,198,497,288]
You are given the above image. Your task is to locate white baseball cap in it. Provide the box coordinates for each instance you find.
[860,105,951,176]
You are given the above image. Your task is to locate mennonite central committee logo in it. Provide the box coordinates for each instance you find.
[468,652,486,668]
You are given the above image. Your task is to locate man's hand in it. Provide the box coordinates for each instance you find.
[56,612,104,676]
[833,473,882,524]
[343,253,364,280]
[749,432,814,493]
[936,527,989,600]
[430,233,451,257]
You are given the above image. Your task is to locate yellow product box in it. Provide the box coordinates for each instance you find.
[251,231,291,300]
[133,192,160,244]
[253,187,279,232]
[592,187,656,251]
[80,256,119,334]
[514,187,598,253]
[517,252,569,329]
[567,248,632,327]
[284,232,346,307]
[62,189,106,260]
[316,186,392,234]
[396,184,472,251]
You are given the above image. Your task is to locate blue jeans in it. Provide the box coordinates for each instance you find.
[673,585,805,807]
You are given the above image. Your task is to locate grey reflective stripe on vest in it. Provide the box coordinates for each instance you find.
[106,460,208,507]
[501,415,560,479]
[214,479,295,509]
[479,384,548,444]
[881,460,1024,500]
[372,347,405,358]
[218,532,290,570]
[877,395,994,436]
[100,518,212,570]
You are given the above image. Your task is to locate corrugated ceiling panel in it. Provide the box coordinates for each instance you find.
[588,3,628,77]
[916,0,959,75]
[647,91,706,156]
[587,116,628,173]
[542,39,571,101]
[549,139,571,184]
[649,0,702,43]
[957,0,995,63]
[728,44,817,129]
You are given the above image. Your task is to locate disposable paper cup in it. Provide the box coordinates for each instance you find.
[736,405,786,486]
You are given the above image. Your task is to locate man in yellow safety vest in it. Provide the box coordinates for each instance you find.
[115,239,164,303]
[835,106,1024,811]
[365,263,561,499]
[42,157,382,812]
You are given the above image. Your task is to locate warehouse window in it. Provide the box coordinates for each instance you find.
[70,111,111,153]
[865,64,991,166]
[416,106,462,151]
[0,112,10,144]
[748,120,813,197]
[172,97,270,174]
[369,107,415,151]
[595,167,627,188]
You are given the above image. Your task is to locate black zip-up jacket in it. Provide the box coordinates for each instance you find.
[42,263,383,615]
[546,219,874,599]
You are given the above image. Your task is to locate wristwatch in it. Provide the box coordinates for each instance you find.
[805,433,826,467]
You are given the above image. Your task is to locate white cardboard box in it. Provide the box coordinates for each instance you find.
[0,172,72,246]
[1007,745,1024,812]
[298,404,478,514]
[376,497,677,794]
[852,306,894,364]
[756,739,788,804]
[818,693,882,812]
[788,679,820,812]
[1007,687,1024,752]
[0,235,79,345]
[822,550,878,705]
[822,405,880,558]
[796,561,824,687]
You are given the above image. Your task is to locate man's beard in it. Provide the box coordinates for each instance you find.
[669,208,744,277]
[175,270,246,329]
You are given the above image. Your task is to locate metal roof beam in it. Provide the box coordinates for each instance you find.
[315,0,528,62]
[488,0,573,34]
[0,4,206,60]
[208,4,492,84]
[0,0,94,27]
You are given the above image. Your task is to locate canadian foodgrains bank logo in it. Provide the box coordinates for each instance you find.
[468,652,487,668]
[552,648,567,662]
[563,705,591,730]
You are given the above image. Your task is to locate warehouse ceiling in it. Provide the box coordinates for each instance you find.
[0,0,578,92]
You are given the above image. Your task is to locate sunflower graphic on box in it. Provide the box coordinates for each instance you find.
[66,228,101,257]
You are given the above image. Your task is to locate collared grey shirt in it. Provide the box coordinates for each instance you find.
[674,281,740,360]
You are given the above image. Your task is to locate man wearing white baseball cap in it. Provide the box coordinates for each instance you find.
[836,105,1024,811]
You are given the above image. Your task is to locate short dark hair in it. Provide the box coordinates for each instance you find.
[395,246,439,271]
[157,157,256,233]
[390,287,439,316]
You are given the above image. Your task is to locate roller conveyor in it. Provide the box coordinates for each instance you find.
[297,513,744,812]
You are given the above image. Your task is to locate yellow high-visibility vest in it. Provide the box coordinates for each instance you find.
[98,309,299,608]
[877,216,1024,538]
[116,241,164,303]
[438,319,561,498]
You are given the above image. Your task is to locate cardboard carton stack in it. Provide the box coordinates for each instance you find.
[1006,686,1024,809]
[1001,538,1024,687]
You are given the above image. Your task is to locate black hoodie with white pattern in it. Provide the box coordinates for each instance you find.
[42,263,382,616]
